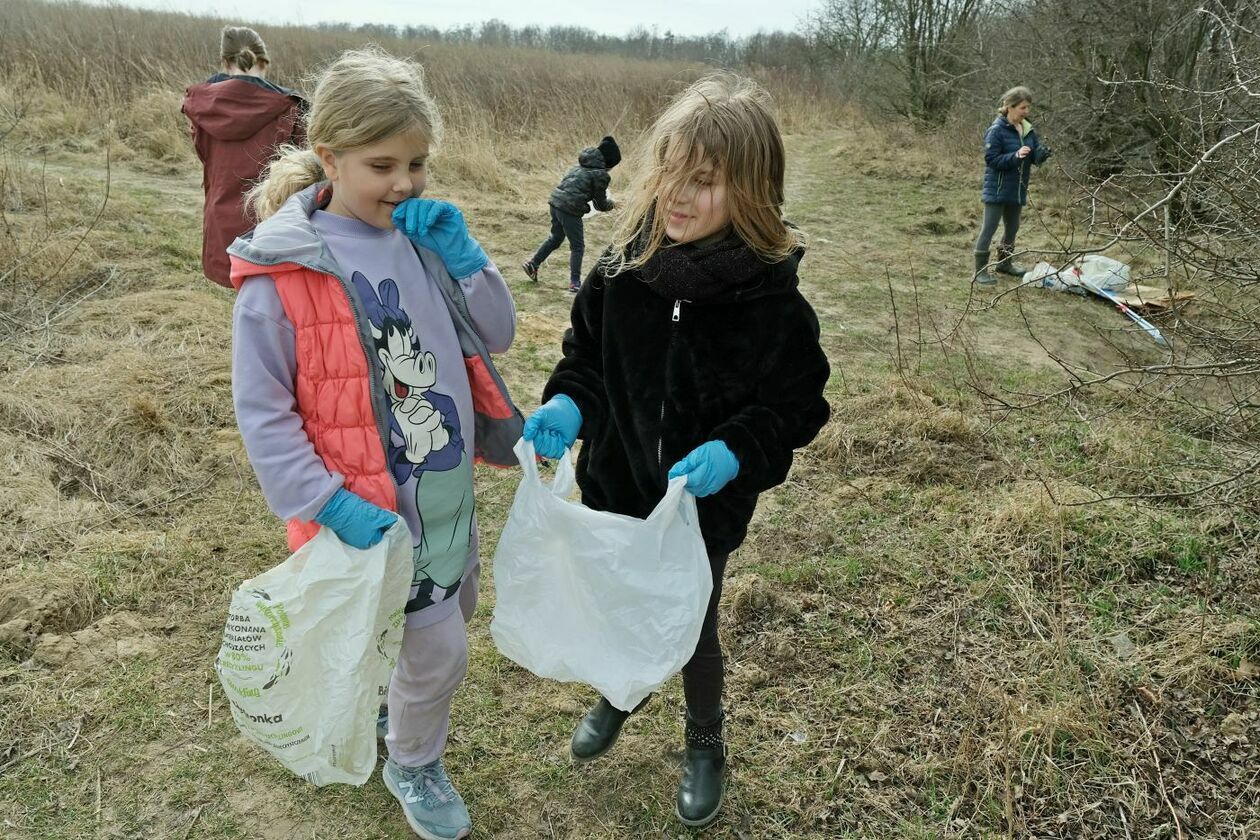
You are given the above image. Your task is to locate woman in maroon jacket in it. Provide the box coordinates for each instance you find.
[181,26,306,288]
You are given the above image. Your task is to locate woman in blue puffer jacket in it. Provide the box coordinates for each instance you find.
[973,86,1052,285]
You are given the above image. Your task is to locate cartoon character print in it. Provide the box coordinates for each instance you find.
[352,271,474,612]
[352,273,464,480]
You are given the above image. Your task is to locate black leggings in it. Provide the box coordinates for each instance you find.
[681,552,728,727]
[604,552,728,726]
[974,202,1022,254]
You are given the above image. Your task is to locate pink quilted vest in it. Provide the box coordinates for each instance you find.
[231,259,397,551]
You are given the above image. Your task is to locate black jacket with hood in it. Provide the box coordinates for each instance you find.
[542,233,831,555]
[548,146,616,217]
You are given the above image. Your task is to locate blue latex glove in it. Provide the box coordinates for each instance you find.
[391,198,489,279]
[668,441,740,498]
[522,395,582,459]
[314,488,397,549]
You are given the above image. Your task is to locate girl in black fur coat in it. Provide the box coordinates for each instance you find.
[522,72,831,829]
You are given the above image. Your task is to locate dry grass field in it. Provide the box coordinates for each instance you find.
[1,2,1256,838]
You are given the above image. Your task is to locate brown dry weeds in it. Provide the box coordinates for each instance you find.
[1,9,1257,839]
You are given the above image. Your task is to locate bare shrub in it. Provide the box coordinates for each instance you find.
[0,100,113,338]
[810,0,988,122]
[968,2,1260,514]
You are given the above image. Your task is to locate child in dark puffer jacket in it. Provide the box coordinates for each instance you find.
[522,136,620,292]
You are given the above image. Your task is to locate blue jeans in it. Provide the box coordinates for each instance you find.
[531,205,585,285]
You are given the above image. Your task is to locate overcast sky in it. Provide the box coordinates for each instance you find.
[79,0,818,37]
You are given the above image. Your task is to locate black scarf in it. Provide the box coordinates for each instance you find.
[635,226,802,304]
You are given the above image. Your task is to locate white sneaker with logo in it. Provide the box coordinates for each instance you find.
[382,757,472,840]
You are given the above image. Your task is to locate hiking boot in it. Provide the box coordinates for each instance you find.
[676,716,726,828]
[996,246,1029,277]
[973,251,996,286]
[382,757,472,840]
[569,697,630,763]
[521,260,538,282]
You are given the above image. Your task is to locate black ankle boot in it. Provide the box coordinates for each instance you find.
[569,697,630,763]
[676,716,726,828]
[996,245,1029,276]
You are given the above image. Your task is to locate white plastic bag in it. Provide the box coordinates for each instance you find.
[1027,255,1130,293]
[490,439,712,712]
[215,521,411,786]
[1079,255,1131,291]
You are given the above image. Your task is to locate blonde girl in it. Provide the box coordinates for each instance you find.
[522,72,831,828]
[973,85,1053,285]
[228,47,521,840]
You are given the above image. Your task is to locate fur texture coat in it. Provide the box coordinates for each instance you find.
[543,233,831,554]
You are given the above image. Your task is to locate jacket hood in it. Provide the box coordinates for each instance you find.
[578,146,606,169]
[227,185,453,297]
[182,77,302,141]
[227,184,338,287]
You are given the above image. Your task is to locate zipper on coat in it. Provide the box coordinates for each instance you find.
[657,300,682,469]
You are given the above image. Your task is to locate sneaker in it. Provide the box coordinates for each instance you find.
[521,261,538,282]
[382,757,472,840]
[568,280,581,294]
[376,707,389,741]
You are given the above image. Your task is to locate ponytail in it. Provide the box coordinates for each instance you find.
[220,26,268,74]
[246,147,323,221]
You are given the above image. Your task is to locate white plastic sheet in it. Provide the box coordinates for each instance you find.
[1027,254,1131,293]
[490,439,712,712]
[215,521,411,786]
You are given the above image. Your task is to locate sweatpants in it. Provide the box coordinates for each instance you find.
[530,205,585,286]
[384,562,479,768]
[974,202,1022,254]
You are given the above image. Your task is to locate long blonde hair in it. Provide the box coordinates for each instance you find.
[246,47,444,221]
[605,72,801,276]
[220,25,268,73]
